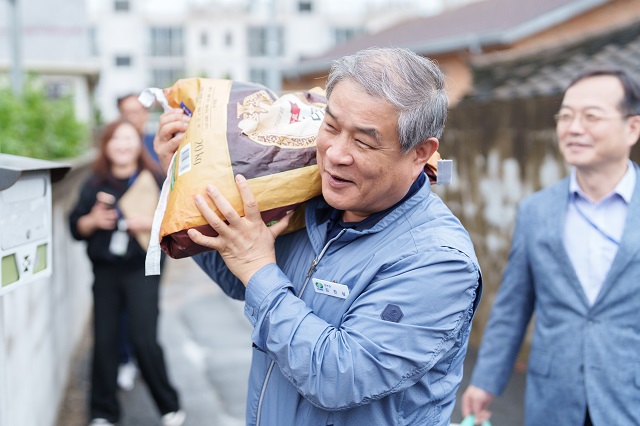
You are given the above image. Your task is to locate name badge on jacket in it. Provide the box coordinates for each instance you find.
[313,278,349,299]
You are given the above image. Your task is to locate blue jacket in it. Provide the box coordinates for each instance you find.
[470,164,640,425]
[195,179,482,425]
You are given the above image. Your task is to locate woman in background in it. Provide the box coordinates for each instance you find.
[69,119,184,426]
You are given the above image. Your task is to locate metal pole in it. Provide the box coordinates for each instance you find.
[8,0,23,95]
[266,0,281,94]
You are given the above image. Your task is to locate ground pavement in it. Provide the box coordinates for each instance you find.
[56,257,525,426]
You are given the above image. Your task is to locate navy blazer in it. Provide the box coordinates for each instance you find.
[470,163,640,425]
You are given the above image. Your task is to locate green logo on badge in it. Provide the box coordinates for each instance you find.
[314,281,323,290]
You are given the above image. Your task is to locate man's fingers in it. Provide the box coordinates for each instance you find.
[158,119,188,141]
[235,175,261,222]
[156,110,189,141]
[187,228,219,250]
[194,194,230,236]
[267,211,293,237]
[461,392,472,418]
[158,108,186,125]
[470,397,487,422]
[205,184,241,225]
[461,386,494,423]
[475,410,492,424]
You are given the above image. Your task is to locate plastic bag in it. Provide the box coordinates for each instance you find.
[457,415,492,426]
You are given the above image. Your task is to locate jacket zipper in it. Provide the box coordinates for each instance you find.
[255,361,275,426]
[255,229,346,426]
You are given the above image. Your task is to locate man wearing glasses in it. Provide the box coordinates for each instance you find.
[461,68,640,426]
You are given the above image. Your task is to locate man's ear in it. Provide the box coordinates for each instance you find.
[627,115,640,148]
[414,137,439,164]
[412,137,439,179]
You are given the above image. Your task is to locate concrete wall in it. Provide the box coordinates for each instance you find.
[434,95,565,357]
[0,156,94,426]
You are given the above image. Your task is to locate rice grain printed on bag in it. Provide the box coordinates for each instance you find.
[150,78,442,261]
[158,78,326,259]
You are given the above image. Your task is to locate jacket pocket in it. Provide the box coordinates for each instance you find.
[528,350,551,377]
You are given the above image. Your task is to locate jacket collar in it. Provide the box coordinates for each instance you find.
[543,178,587,304]
[569,159,636,204]
[305,176,433,252]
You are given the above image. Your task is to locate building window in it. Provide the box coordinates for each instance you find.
[46,82,71,100]
[333,27,359,45]
[115,55,131,67]
[151,68,184,88]
[89,27,100,56]
[249,68,268,86]
[225,32,233,47]
[298,1,312,12]
[247,26,284,57]
[114,0,129,11]
[150,27,184,57]
[200,31,208,47]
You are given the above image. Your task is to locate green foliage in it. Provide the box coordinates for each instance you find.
[0,82,88,160]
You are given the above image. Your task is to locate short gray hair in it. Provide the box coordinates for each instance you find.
[325,47,448,152]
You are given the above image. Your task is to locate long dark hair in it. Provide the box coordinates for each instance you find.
[93,118,163,183]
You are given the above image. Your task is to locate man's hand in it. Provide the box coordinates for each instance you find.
[461,385,495,424]
[153,107,190,173]
[187,174,293,286]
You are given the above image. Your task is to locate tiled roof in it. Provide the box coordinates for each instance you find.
[468,20,640,101]
[287,0,609,77]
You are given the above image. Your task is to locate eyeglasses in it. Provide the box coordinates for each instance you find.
[553,111,629,128]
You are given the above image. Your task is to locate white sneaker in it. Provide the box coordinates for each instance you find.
[89,419,115,426]
[162,409,186,426]
[117,361,137,391]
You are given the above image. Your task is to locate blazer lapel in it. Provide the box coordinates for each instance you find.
[593,163,640,306]
[543,179,590,305]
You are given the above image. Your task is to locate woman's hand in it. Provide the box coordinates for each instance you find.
[153,107,190,173]
[76,199,119,237]
[125,216,153,233]
[187,174,293,286]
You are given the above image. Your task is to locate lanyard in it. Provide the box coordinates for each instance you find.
[572,194,621,247]
[127,170,139,187]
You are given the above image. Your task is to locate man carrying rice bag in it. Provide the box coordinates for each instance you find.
[154,47,481,426]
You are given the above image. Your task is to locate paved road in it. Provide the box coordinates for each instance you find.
[120,257,251,426]
[57,257,525,425]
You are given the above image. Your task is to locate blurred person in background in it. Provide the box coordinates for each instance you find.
[69,119,184,426]
[462,67,640,426]
[116,92,162,390]
[118,93,160,163]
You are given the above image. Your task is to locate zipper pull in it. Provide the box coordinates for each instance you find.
[306,259,318,280]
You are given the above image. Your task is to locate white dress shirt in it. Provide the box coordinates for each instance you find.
[563,161,635,306]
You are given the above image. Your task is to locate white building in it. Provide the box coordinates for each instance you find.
[87,0,460,122]
[0,0,98,122]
